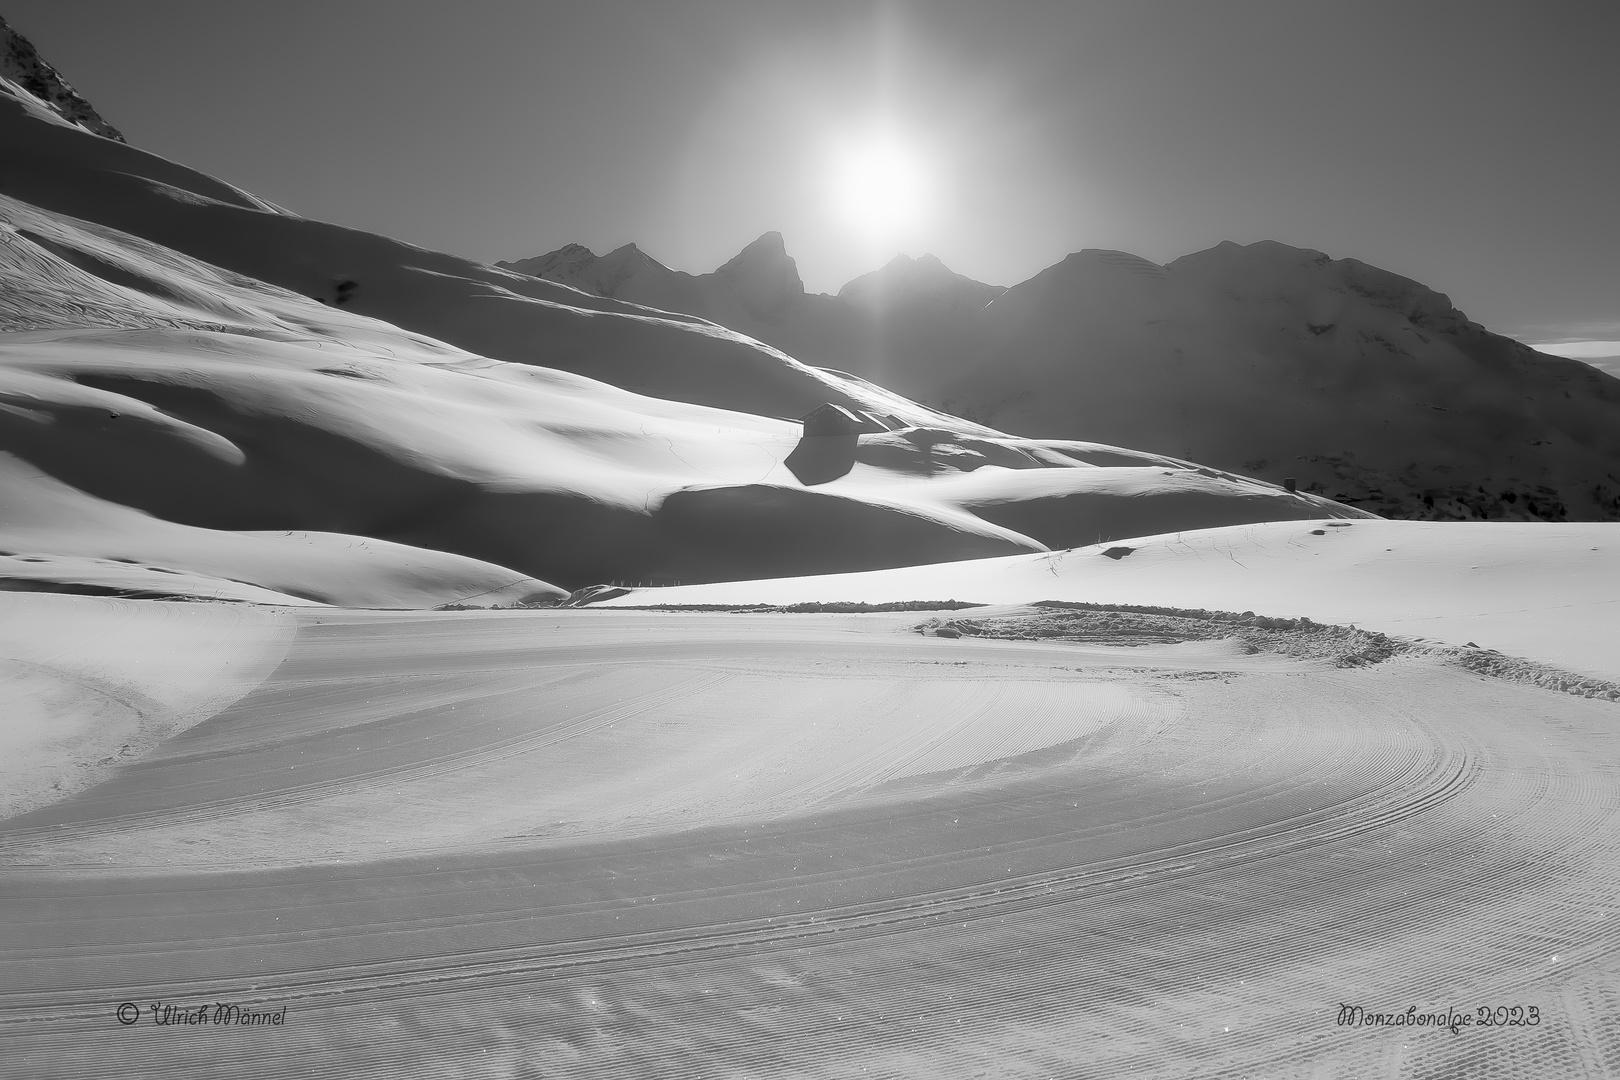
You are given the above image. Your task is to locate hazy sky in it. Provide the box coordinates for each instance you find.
[8,0,1618,343]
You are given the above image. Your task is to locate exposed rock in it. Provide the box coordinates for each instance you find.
[0,15,124,142]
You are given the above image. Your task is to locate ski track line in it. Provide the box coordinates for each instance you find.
[2,612,1618,1078]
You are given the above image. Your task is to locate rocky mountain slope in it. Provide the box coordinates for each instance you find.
[0,15,123,141]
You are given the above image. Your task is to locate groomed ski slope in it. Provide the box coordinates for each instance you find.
[3,594,1618,1078]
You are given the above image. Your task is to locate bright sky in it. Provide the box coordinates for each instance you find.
[8,0,1618,343]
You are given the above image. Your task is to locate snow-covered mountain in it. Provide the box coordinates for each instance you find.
[507,236,1620,523]
[500,235,1006,412]
[838,252,1005,313]
[0,16,123,142]
[948,242,1620,522]
[503,236,1004,325]
[0,58,1352,603]
[500,231,814,328]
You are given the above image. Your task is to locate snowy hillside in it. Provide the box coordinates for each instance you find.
[0,69,1357,603]
[953,242,1620,522]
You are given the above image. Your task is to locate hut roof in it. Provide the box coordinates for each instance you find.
[800,403,867,436]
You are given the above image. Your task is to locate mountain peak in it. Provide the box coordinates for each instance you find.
[1166,241,1471,332]
[1062,249,1168,277]
[715,231,791,276]
[497,243,598,280]
[867,252,947,275]
[601,242,663,270]
[839,252,1004,311]
[0,15,124,142]
[1168,240,1332,277]
[713,232,803,314]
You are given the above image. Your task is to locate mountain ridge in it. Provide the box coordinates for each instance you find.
[500,233,1002,317]
[503,232,1620,522]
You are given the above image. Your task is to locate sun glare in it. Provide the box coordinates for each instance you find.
[825,129,937,240]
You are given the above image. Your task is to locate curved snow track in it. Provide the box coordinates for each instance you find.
[2,605,1618,1078]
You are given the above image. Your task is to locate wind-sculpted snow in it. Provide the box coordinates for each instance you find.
[4,599,1619,1077]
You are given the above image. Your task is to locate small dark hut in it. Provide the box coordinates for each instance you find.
[786,403,867,484]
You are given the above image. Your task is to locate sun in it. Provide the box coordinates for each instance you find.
[825,128,937,240]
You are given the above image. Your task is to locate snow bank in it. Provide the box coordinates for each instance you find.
[593,519,1620,681]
